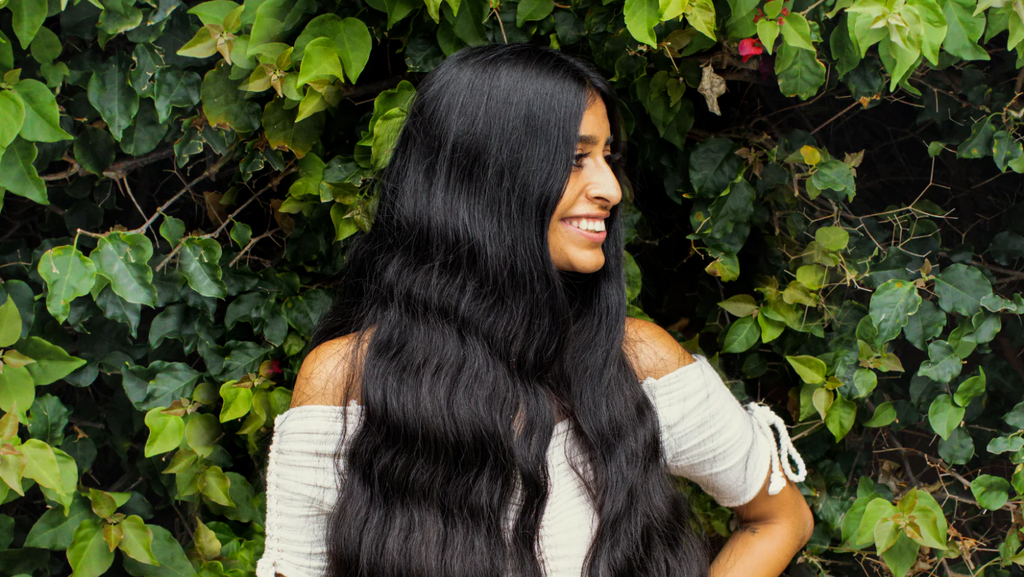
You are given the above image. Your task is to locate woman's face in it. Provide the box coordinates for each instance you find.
[548,96,622,273]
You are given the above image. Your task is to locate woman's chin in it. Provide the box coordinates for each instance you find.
[554,253,606,274]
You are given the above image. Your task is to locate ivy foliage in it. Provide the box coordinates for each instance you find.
[1,0,1024,576]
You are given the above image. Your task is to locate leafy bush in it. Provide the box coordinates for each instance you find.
[1,0,1023,576]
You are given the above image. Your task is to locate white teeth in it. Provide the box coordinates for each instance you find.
[567,218,605,233]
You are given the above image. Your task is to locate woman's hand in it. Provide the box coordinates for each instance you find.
[710,472,814,577]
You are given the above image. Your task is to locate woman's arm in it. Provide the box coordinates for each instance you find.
[710,471,814,577]
[624,318,814,576]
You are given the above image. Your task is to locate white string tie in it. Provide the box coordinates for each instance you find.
[745,402,807,495]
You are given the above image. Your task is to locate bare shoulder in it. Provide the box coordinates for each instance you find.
[624,317,696,380]
[290,332,365,408]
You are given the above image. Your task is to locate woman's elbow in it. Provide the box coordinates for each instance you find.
[797,502,815,546]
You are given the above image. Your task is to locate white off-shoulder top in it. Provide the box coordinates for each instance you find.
[255,355,807,577]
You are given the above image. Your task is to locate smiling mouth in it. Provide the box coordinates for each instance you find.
[561,219,606,241]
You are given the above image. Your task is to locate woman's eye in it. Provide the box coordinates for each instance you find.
[572,152,588,168]
[604,152,623,166]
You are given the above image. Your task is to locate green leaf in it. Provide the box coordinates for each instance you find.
[518,0,554,27]
[825,391,856,441]
[689,138,741,197]
[718,294,758,317]
[993,130,1023,172]
[73,126,117,175]
[786,355,827,384]
[25,494,93,550]
[201,63,261,134]
[792,270,825,298]
[159,214,185,248]
[14,337,87,385]
[0,90,26,155]
[954,368,986,407]
[987,435,1024,454]
[0,138,47,205]
[0,365,34,422]
[811,159,856,195]
[758,19,781,54]
[384,0,420,29]
[91,232,158,307]
[853,368,878,398]
[722,316,759,353]
[297,37,345,87]
[121,361,201,412]
[68,519,115,577]
[29,26,61,65]
[938,426,974,464]
[96,0,144,36]
[880,533,921,577]
[9,0,48,49]
[685,0,717,40]
[941,0,990,60]
[928,394,965,440]
[330,204,359,242]
[370,107,408,171]
[624,0,661,46]
[87,54,140,141]
[856,497,897,546]
[957,118,996,159]
[193,519,221,560]
[37,246,97,324]
[188,1,240,26]
[117,515,159,565]
[775,42,826,100]
[120,100,169,156]
[780,12,815,50]
[815,226,850,250]
[144,407,184,458]
[28,394,70,446]
[247,0,314,53]
[122,524,197,577]
[184,413,221,459]
[21,438,64,496]
[200,465,235,507]
[869,279,922,343]
[229,220,252,249]
[281,289,332,338]
[219,381,253,422]
[1004,401,1024,429]
[903,299,946,351]
[176,26,218,59]
[336,18,373,84]
[152,68,202,125]
[933,264,992,316]
[178,237,227,298]
[0,295,22,348]
[864,401,896,427]
[909,489,948,548]
[971,475,1011,510]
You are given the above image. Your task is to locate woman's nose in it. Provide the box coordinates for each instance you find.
[586,161,622,207]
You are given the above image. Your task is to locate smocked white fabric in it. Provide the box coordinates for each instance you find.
[256,355,807,577]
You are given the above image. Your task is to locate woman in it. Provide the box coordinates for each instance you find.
[256,43,813,577]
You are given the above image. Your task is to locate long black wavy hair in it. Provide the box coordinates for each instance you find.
[307,43,711,577]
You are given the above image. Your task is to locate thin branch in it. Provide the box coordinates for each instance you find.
[154,165,296,273]
[228,227,283,268]
[129,150,238,236]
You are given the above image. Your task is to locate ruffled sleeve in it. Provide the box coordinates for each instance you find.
[640,356,807,508]
[256,404,361,577]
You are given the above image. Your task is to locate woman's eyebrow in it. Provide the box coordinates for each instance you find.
[578,134,615,146]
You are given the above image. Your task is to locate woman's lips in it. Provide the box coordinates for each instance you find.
[561,219,607,242]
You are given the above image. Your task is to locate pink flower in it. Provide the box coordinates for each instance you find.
[739,38,764,63]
